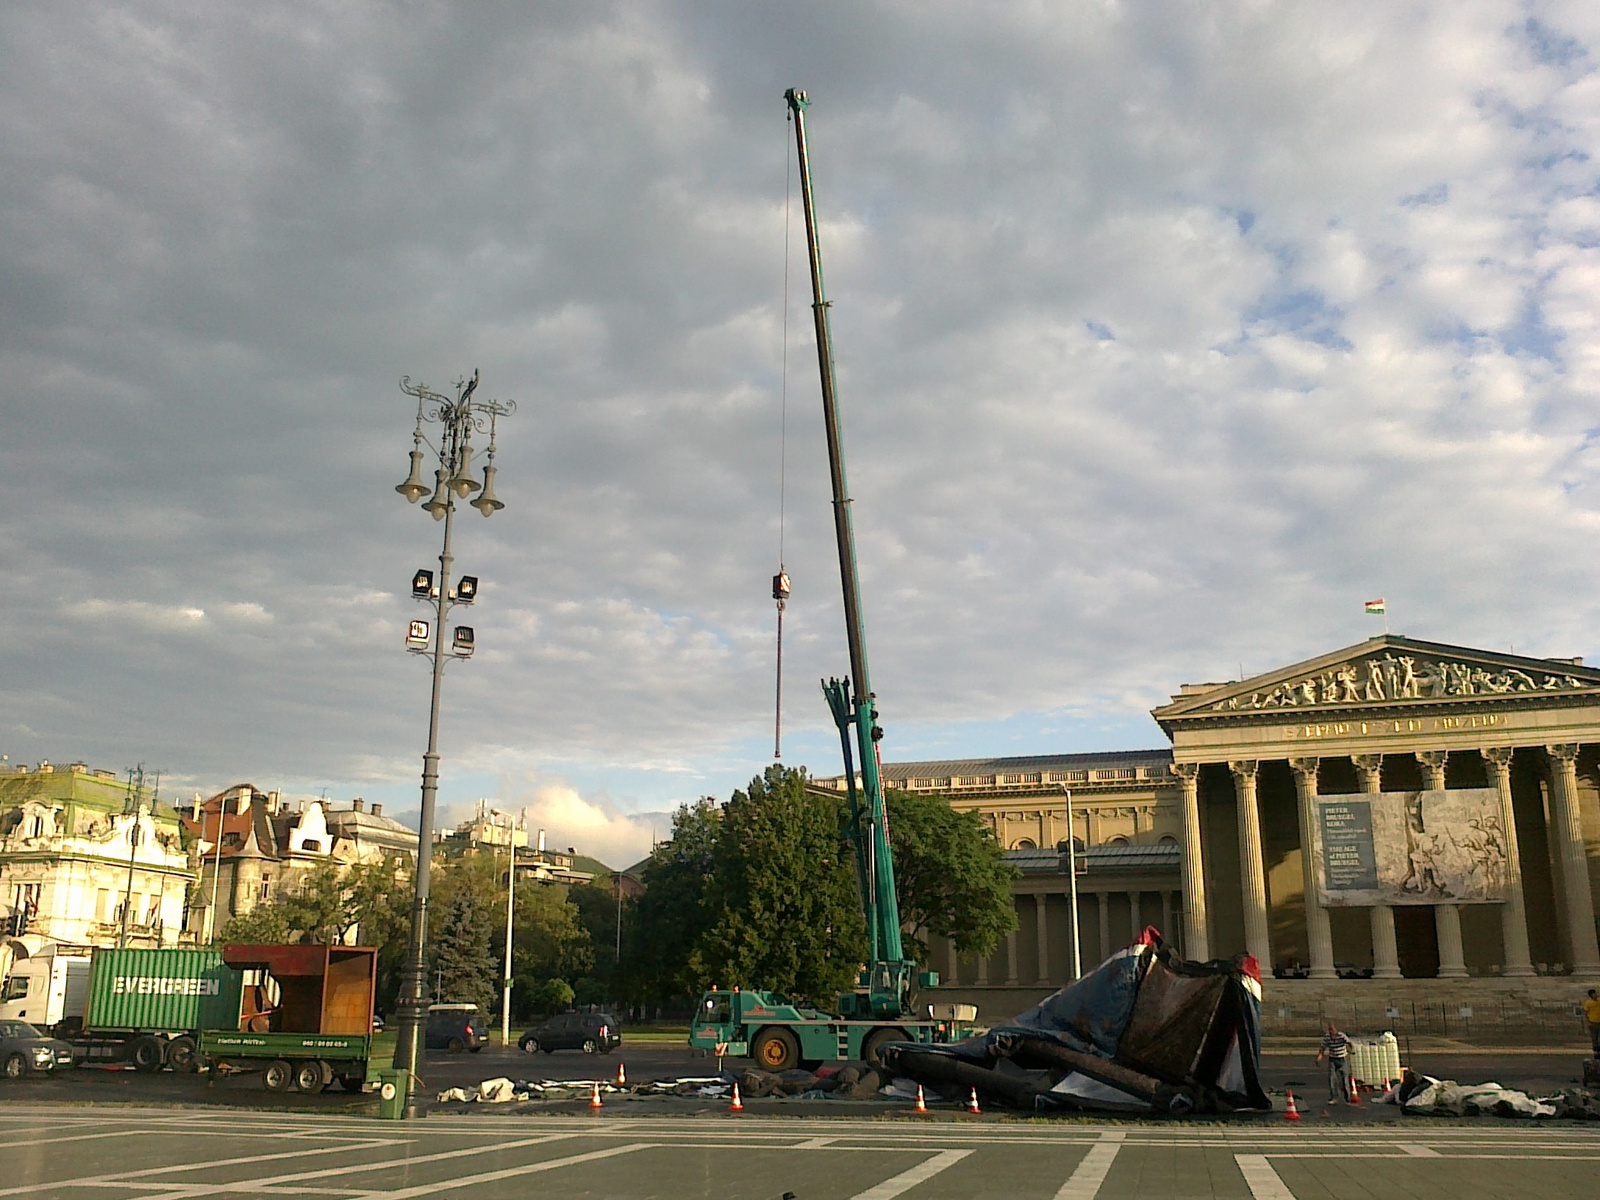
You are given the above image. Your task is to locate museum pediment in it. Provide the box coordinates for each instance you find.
[1153,635,1600,725]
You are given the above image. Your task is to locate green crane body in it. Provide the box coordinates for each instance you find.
[687,89,969,1074]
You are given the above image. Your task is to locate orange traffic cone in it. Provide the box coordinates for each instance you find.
[914,1085,928,1114]
[1283,1089,1301,1121]
[966,1087,981,1114]
[1348,1076,1361,1105]
[589,1081,604,1110]
[616,1061,626,1087]
[729,1081,744,1112]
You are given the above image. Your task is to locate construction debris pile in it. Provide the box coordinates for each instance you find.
[435,1062,898,1106]
[880,929,1270,1115]
[1390,1072,1600,1120]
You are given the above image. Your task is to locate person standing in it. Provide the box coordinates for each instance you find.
[1585,989,1600,1055]
[1316,1021,1352,1103]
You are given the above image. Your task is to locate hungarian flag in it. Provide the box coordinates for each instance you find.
[1365,598,1386,615]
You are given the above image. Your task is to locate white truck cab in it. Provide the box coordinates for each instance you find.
[0,953,91,1033]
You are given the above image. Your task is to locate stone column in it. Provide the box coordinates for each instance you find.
[1097,891,1111,962]
[1289,757,1337,979]
[1005,927,1019,985]
[1034,894,1051,984]
[1353,754,1401,979]
[976,944,990,985]
[1418,750,1467,978]
[1228,760,1272,967]
[1128,890,1143,942]
[1483,747,1534,977]
[1173,762,1210,960]
[946,935,960,986]
[1545,746,1600,978]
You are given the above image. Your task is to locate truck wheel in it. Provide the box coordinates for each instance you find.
[752,1028,800,1072]
[130,1036,164,1073]
[166,1037,199,1073]
[294,1061,325,1094]
[3,1053,25,1079]
[339,1075,366,1093]
[264,1060,293,1092]
[862,1028,907,1069]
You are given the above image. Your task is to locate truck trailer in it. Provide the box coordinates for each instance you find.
[2,946,238,1071]
[199,943,377,1094]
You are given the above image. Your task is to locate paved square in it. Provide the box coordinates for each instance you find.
[1,1108,1597,1198]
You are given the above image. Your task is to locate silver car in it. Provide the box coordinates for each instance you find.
[0,1020,73,1078]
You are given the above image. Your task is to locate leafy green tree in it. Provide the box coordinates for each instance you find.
[219,904,292,945]
[695,765,868,1005]
[620,798,721,1005]
[883,788,1017,962]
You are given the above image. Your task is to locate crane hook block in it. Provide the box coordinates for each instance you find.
[773,572,791,603]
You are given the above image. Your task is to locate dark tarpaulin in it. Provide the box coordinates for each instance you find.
[880,928,1269,1115]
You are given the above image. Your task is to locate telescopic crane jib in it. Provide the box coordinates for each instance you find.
[785,86,919,1019]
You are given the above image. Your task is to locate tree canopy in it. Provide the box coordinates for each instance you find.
[694,765,868,1004]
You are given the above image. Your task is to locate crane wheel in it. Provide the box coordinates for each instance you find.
[752,1028,800,1072]
[862,1027,907,1068]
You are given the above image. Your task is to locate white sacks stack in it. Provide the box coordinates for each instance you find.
[1346,1032,1402,1086]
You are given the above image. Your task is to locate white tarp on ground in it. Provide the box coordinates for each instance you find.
[1402,1076,1558,1118]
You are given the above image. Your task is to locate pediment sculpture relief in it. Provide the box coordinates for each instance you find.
[1210,653,1590,713]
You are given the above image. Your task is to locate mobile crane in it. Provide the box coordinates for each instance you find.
[688,89,974,1072]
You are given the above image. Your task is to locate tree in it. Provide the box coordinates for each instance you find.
[219,904,292,945]
[217,857,411,962]
[429,885,499,1011]
[695,765,868,1005]
[620,798,721,1005]
[883,788,1017,963]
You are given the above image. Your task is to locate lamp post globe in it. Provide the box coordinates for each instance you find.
[390,371,513,1111]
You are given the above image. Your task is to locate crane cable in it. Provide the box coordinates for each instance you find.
[773,110,793,760]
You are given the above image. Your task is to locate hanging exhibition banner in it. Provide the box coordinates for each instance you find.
[1313,789,1510,907]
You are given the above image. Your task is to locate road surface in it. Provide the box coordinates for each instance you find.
[1,1105,1597,1198]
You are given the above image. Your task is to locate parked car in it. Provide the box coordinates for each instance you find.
[424,1004,486,1053]
[518,1010,621,1055]
[0,1020,74,1078]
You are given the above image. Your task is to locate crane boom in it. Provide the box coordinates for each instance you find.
[785,87,914,1017]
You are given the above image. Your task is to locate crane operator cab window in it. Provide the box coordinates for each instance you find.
[703,995,732,1027]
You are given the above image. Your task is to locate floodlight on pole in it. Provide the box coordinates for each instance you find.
[391,370,514,1115]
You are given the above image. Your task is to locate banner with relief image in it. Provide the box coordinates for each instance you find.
[1313,788,1509,907]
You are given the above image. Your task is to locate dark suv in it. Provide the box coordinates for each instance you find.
[425,1004,487,1053]
[519,1010,621,1055]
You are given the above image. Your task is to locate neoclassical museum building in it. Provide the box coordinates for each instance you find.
[819,634,1600,1026]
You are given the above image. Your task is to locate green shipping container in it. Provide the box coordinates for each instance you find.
[85,948,242,1034]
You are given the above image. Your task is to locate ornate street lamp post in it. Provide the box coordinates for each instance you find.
[391,370,513,1107]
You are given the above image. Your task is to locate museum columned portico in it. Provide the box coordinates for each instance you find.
[1154,636,1600,986]
[826,634,1600,1024]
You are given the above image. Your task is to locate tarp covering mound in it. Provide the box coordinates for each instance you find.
[880,927,1270,1115]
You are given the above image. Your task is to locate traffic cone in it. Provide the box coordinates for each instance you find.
[616,1061,626,1087]
[729,1081,744,1112]
[589,1081,604,1110]
[1348,1076,1361,1105]
[914,1085,928,1114]
[1283,1089,1301,1121]
[966,1087,981,1114]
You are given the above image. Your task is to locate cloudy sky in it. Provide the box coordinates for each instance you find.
[4,2,1598,868]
